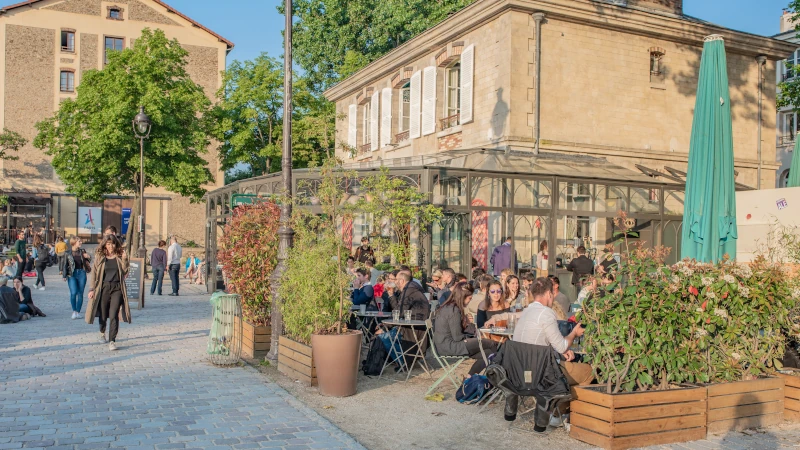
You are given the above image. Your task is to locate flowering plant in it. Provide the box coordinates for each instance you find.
[217,201,281,326]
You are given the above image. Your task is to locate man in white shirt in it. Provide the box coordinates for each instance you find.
[512,277,583,361]
[167,236,182,296]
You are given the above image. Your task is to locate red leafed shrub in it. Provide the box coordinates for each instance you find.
[218,201,280,326]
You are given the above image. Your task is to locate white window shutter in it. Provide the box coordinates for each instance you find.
[380,88,392,148]
[460,45,475,124]
[421,66,437,136]
[347,104,357,148]
[370,91,379,151]
[409,71,421,139]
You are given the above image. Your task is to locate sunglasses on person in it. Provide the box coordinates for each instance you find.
[489,289,503,294]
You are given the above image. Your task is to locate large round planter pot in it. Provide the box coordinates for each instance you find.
[311,331,363,397]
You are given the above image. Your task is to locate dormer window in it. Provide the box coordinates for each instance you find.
[107,6,123,20]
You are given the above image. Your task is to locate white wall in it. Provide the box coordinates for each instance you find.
[736,187,800,262]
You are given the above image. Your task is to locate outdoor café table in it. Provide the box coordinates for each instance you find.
[378,319,431,382]
[354,311,392,344]
[478,327,514,344]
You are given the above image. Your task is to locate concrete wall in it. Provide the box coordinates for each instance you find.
[736,187,800,262]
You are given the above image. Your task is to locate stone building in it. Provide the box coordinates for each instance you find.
[0,0,231,246]
[326,0,792,190]
[775,9,799,188]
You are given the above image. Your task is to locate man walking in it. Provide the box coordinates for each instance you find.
[489,237,515,277]
[13,232,26,279]
[566,245,594,290]
[150,240,167,296]
[167,236,182,296]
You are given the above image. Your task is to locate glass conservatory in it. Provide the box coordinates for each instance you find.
[205,149,690,299]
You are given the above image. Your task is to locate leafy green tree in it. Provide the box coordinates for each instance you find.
[286,0,475,91]
[0,129,27,161]
[779,2,800,110]
[34,28,214,252]
[212,54,283,176]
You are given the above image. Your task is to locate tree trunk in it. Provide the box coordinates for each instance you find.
[125,196,141,256]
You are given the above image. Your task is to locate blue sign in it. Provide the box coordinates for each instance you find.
[121,208,131,235]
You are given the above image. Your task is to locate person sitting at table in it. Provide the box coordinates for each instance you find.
[437,269,456,304]
[521,272,535,294]
[476,281,509,328]
[503,275,526,311]
[455,273,468,283]
[351,268,374,306]
[467,274,494,317]
[380,270,399,310]
[498,268,514,289]
[433,282,498,374]
[380,271,430,343]
[428,269,443,299]
[548,275,571,316]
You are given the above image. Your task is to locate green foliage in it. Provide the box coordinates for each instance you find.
[184,240,200,248]
[280,158,354,345]
[0,195,8,208]
[580,212,800,393]
[355,167,443,265]
[374,263,394,272]
[0,128,26,161]
[33,29,213,202]
[779,2,800,110]
[217,202,281,326]
[286,0,476,90]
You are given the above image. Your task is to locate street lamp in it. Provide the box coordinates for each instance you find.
[132,106,151,259]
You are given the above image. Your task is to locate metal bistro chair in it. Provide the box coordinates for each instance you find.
[424,319,468,396]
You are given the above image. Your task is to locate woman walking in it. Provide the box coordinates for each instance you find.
[32,235,48,290]
[63,237,90,319]
[86,235,130,351]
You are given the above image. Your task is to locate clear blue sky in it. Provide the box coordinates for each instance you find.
[156,0,789,65]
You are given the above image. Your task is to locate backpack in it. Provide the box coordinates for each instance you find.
[362,337,388,376]
[456,374,492,404]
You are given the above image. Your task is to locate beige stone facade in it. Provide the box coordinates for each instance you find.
[326,0,793,191]
[0,0,230,244]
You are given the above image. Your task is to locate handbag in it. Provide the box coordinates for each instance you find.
[83,253,92,274]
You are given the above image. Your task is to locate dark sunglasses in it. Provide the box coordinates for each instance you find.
[489,289,503,294]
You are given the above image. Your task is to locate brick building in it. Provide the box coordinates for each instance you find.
[0,0,230,245]
[326,0,792,190]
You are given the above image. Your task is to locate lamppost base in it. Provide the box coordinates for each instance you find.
[137,247,147,259]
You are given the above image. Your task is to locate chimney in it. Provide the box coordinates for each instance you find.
[781,8,797,34]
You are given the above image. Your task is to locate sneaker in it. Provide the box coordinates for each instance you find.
[108,342,118,351]
[38,287,45,291]
[71,312,77,319]
[99,333,107,343]
[549,414,564,428]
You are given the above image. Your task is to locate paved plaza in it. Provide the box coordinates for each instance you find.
[0,274,364,450]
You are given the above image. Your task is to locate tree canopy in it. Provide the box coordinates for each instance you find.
[286,0,475,91]
[779,1,800,111]
[0,129,27,161]
[34,28,214,203]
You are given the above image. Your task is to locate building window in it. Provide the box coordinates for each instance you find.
[649,47,666,84]
[60,71,75,92]
[780,169,791,188]
[400,82,411,132]
[362,103,371,145]
[61,30,75,52]
[104,37,124,64]
[783,50,800,81]
[108,6,123,20]
[780,111,797,146]
[445,62,461,122]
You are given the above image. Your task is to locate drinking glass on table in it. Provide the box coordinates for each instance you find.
[359,304,366,314]
[404,310,412,322]
[392,310,400,321]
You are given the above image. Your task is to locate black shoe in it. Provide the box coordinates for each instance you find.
[168,293,178,296]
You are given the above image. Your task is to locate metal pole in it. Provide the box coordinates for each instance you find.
[532,12,545,155]
[756,55,767,190]
[267,0,294,362]
[138,137,146,258]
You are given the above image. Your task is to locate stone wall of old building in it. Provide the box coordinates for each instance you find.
[4,25,55,179]
[43,0,103,16]
[128,0,179,25]
[80,33,99,75]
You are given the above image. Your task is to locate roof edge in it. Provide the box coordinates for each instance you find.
[0,0,234,51]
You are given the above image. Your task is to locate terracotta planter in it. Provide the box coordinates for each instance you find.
[236,321,271,359]
[777,369,800,421]
[705,377,784,434]
[278,336,317,386]
[311,331,362,397]
[570,385,707,450]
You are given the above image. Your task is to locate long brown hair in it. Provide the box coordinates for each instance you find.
[96,234,123,259]
[33,234,43,248]
[486,281,504,311]
[503,275,520,306]
[442,281,473,330]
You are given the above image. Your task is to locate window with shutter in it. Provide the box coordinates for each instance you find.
[460,45,475,124]
[348,104,357,148]
[370,91,379,151]
[421,66,437,136]
[380,88,392,148]
[409,71,421,139]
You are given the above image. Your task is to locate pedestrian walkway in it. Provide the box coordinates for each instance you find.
[0,274,364,450]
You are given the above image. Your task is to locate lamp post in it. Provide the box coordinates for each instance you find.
[267,0,294,362]
[132,106,151,259]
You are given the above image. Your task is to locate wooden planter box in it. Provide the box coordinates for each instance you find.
[706,377,784,434]
[570,385,707,450]
[237,321,271,360]
[278,336,317,386]
[777,369,800,421]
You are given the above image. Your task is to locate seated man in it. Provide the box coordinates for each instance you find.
[13,276,45,317]
[351,268,374,306]
[0,276,26,323]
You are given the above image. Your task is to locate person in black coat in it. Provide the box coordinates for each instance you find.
[566,246,594,288]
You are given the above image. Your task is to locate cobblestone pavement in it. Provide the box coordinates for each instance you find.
[0,274,364,450]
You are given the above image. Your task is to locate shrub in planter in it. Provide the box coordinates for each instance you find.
[217,202,280,358]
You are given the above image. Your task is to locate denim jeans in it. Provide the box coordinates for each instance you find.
[151,267,165,295]
[68,269,87,313]
[19,303,32,314]
[169,264,180,294]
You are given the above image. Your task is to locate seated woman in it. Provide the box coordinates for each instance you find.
[476,281,509,328]
[13,276,45,317]
[184,253,201,282]
[433,282,498,374]
[503,275,526,311]
[2,259,16,278]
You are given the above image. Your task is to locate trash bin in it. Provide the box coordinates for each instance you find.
[207,292,242,365]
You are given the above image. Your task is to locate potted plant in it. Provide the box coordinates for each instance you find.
[217,201,281,359]
[279,158,361,396]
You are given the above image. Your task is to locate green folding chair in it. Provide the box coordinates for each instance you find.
[425,319,467,396]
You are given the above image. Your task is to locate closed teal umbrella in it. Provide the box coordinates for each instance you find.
[789,138,800,188]
[681,36,737,263]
